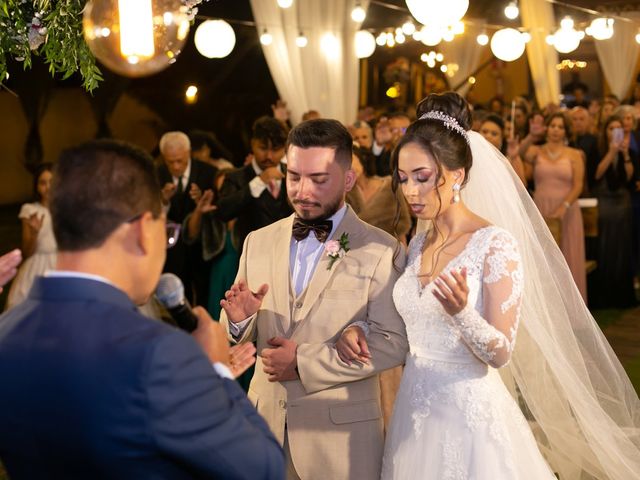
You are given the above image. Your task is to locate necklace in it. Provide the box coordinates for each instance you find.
[544,145,562,161]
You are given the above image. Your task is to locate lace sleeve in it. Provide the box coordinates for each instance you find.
[450,230,523,368]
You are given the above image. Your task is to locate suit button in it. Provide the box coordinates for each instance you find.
[294,302,302,309]
[279,400,287,409]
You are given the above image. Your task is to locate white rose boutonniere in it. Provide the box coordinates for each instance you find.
[325,232,350,270]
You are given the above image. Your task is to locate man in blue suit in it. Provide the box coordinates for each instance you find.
[0,140,284,479]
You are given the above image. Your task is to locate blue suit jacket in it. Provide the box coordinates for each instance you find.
[0,277,284,479]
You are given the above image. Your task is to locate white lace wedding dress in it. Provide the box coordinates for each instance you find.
[381,226,556,479]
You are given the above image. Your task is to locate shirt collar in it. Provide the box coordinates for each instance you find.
[44,270,114,286]
[173,159,191,182]
[252,157,285,176]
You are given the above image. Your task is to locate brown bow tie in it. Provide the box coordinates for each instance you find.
[292,218,333,242]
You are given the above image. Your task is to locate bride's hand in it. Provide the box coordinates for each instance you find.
[335,325,371,366]
[432,268,468,316]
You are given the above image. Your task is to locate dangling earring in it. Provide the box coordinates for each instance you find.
[452,183,461,203]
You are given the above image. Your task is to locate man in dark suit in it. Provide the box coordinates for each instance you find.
[0,140,284,479]
[157,131,217,305]
[570,107,600,194]
[216,117,293,251]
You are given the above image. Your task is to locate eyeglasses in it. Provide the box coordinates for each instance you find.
[126,212,181,249]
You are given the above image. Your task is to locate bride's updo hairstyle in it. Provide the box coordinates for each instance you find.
[391,92,473,196]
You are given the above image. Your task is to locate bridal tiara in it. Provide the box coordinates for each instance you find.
[419,111,470,145]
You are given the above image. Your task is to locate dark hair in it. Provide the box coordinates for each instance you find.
[32,162,54,202]
[251,116,288,149]
[546,112,572,140]
[392,92,472,194]
[482,113,505,132]
[391,92,473,274]
[51,140,162,251]
[598,114,623,155]
[353,145,377,177]
[286,119,353,168]
[188,130,234,163]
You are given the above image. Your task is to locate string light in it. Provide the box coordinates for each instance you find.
[277,0,293,8]
[504,1,519,20]
[295,32,308,47]
[476,33,489,45]
[351,4,366,23]
[260,29,273,45]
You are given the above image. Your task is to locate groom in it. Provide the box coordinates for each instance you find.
[220,119,408,479]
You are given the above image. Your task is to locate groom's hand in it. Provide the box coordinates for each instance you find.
[220,280,269,323]
[262,337,298,382]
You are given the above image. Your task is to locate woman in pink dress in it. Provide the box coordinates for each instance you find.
[524,113,587,301]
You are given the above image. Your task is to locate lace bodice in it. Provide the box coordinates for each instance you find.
[393,226,523,369]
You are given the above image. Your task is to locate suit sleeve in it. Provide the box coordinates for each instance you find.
[216,171,256,222]
[220,231,259,344]
[145,331,284,480]
[296,245,409,394]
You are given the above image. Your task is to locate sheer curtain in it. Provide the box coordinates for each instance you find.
[250,0,369,125]
[437,20,485,97]
[520,0,560,108]
[595,14,640,101]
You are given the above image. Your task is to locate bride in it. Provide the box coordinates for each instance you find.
[337,92,640,479]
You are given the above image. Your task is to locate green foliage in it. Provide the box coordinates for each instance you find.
[0,0,103,92]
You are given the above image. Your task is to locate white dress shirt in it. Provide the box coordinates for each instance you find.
[173,160,191,192]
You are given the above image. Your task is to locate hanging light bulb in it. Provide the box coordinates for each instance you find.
[83,0,190,77]
[260,29,273,45]
[194,20,235,59]
[376,33,386,46]
[477,32,489,45]
[521,31,531,43]
[402,20,416,35]
[351,4,366,23]
[504,1,519,20]
[452,21,465,35]
[405,0,468,28]
[550,18,581,53]
[420,26,442,46]
[491,28,526,62]
[586,17,614,40]
[185,85,198,104]
[321,32,340,59]
[355,30,376,58]
[277,0,293,8]
[295,32,308,47]
[636,31,640,44]
[442,29,455,42]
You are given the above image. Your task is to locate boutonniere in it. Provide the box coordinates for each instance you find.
[325,232,350,270]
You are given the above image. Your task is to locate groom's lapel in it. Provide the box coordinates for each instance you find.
[271,214,294,333]
[297,206,360,320]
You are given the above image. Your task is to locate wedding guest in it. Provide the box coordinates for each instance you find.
[6,164,56,309]
[216,116,292,251]
[589,115,636,308]
[523,113,587,301]
[157,131,217,304]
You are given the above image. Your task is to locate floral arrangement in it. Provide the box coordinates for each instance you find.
[0,0,205,92]
[325,232,350,270]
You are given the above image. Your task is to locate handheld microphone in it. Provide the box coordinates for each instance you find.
[155,273,198,333]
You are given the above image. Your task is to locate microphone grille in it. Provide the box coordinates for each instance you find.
[155,273,185,309]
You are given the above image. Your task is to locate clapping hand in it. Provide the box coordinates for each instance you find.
[161,182,177,204]
[27,212,44,234]
[189,183,202,203]
[220,280,269,323]
[271,99,290,123]
[432,268,469,316]
[195,189,217,215]
[0,249,21,292]
[336,326,371,366]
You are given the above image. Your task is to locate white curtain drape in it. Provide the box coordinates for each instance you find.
[520,0,560,108]
[595,14,640,101]
[250,0,369,125]
[437,20,485,97]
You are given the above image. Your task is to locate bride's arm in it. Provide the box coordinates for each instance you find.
[435,230,523,368]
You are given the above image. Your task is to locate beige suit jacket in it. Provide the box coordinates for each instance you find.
[221,206,408,480]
